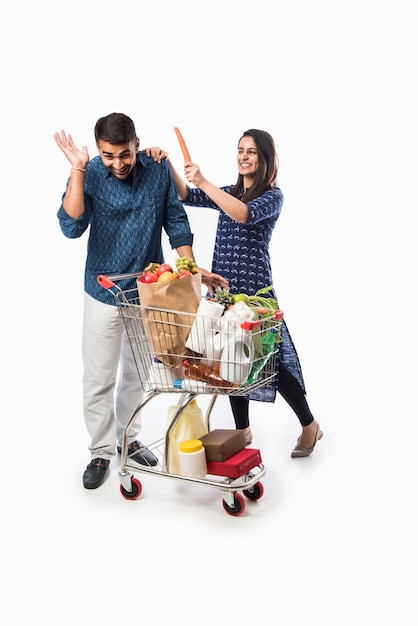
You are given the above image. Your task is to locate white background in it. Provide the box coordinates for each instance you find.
[1,1,416,624]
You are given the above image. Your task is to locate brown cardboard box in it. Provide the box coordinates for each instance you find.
[200,429,246,462]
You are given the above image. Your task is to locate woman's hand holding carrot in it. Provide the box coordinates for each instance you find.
[184,162,205,188]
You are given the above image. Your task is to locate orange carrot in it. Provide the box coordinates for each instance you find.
[174,127,192,162]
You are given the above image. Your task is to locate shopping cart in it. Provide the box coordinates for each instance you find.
[98,272,283,516]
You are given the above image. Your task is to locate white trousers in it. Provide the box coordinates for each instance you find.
[82,293,147,460]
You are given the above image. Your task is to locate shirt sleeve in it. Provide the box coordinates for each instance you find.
[56,182,91,239]
[184,185,283,224]
[246,189,283,225]
[183,186,221,210]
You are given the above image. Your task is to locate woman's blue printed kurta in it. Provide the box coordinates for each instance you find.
[184,185,306,402]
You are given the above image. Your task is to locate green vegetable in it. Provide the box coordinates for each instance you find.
[247,286,282,356]
[246,329,277,385]
[247,285,279,311]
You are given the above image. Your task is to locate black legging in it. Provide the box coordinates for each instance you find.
[229,363,315,429]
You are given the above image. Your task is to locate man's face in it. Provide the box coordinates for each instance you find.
[97,137,140,179]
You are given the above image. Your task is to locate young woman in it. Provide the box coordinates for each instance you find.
[149,129,322,457]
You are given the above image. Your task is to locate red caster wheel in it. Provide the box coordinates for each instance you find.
[120,477,142,500]
[222,493,245,516]
[243,481,264,501]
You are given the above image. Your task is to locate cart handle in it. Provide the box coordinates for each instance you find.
[240,319,261,330]
[240,309,283,330]
[97,275,116,289]
[97,272,143,290]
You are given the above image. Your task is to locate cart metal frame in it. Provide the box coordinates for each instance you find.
[98,272,283,516]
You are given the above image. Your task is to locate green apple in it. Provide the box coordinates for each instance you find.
[231,293,250,306]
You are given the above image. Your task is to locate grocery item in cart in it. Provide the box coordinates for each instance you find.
[200,429,247,462]
[185,298,224,354]
[178,439,207,478]
[206,447,263,479]
[137,272,202,367]
[166,399,208,474]
[183,360,235,389]
[201,300,255,367]
[219,324,255,385]
[149,357,177,389]
[246,327,278,386]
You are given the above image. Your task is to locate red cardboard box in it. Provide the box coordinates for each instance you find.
[206,448,262,478]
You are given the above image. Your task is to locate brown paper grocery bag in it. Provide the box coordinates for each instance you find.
[137,272,202,367]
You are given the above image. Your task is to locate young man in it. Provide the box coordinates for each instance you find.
[54,112,227,489]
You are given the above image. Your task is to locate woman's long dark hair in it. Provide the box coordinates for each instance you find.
[229,129,279,203]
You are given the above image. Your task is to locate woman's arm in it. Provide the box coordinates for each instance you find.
[185,164,248,224]
[147,147,248,223]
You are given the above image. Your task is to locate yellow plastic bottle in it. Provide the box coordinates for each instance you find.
[166,399,208,474]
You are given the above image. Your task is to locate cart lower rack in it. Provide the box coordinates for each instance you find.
[98,273,283,516]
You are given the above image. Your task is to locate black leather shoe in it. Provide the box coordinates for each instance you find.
[82,458,110,489]
[117,441,158,466]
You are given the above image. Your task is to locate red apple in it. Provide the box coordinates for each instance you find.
[177,269,192,279]
[140,271,158,283]
[156,263,173,277]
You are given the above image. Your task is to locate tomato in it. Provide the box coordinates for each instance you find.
[140,271,158,283]
[156,263,173,277]
[157,271,177,282]
[232,293,250,306]
[177,269,192,279]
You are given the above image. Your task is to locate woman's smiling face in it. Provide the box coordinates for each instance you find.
[237,135,259,180]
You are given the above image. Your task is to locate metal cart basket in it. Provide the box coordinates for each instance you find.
[98,272,283,516]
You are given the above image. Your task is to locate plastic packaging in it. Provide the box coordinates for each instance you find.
[185,299,224,354]
[151,357,176,388]
[201,301,256,367]
[219,325,255,384]
[201,332,223,367]
[184,361,234,389]
[245,328,277,385]
[217,301,255,331]
[178,439,207,478]
[166,399,208,474]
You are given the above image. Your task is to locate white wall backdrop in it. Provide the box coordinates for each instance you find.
[1,1,416,624]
